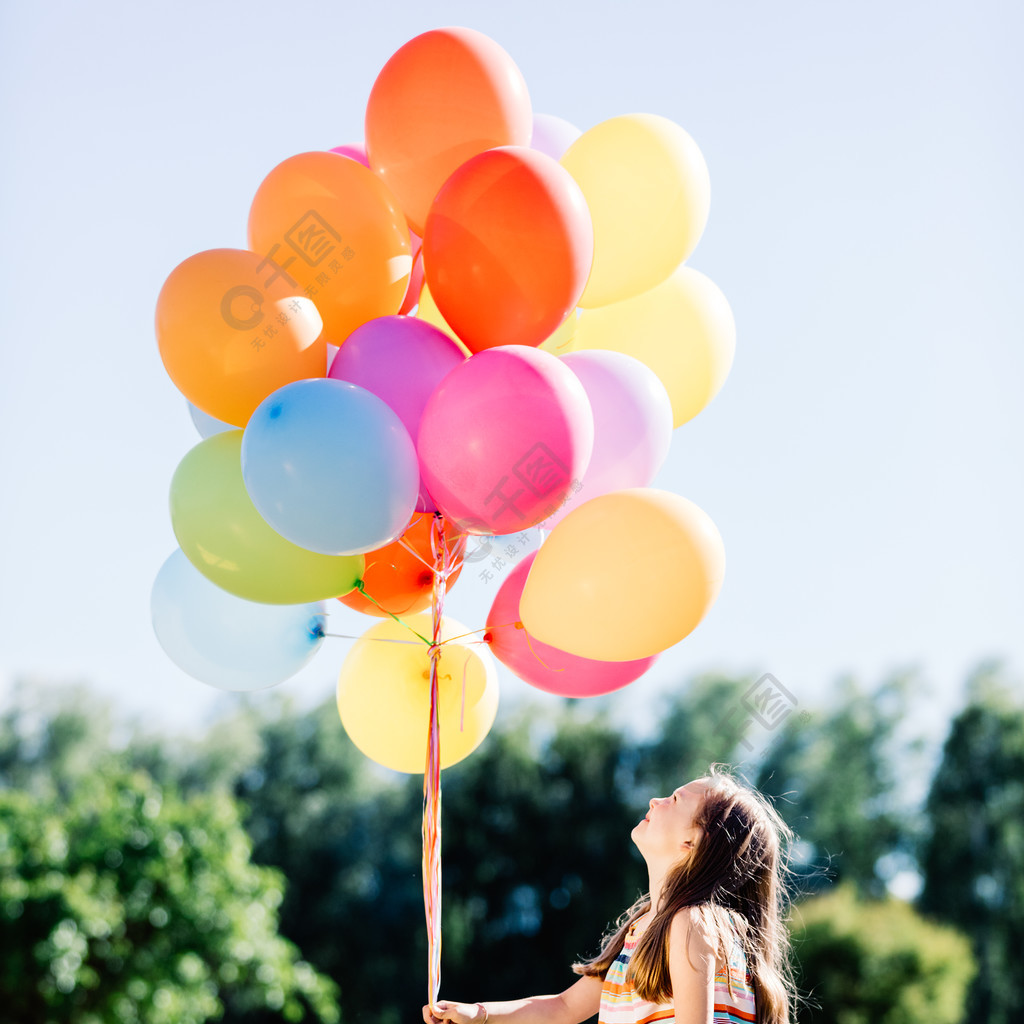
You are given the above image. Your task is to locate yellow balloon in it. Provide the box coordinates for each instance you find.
[519,489,725,662]
[416,280,579,355]
[170,431,364,603]
[560,114,710,309]
[572,264,735,428]
[336,615,499,773]
[414,280,467,351]
[539,308,580,355]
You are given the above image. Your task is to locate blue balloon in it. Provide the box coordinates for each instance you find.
[188,401,233,439]
[241,378,419,555]
[151,549,326,691]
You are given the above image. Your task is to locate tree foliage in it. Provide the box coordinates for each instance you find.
[0,663,1003,1024]
[754,671,927,899]
[0,691,338,1024]
[918,662,1024,1024]
[791,882,975,1024]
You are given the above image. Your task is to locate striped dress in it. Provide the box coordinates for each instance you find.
[599,910,757,1024]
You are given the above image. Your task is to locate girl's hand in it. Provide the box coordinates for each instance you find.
[422,1000,485,1024]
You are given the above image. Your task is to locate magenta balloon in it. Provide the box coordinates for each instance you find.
[530,113,583,160]
[418,346,594,534]
[543,350,674,527]
[486,552,656,696]
[329,142,370,167]
[328,315,466,512]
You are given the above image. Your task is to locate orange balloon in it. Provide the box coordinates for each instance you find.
[338,513,465,618]
[423,147,593,352]
[248,151,411,344]
[365,27,532,235]
[156,248,325,427]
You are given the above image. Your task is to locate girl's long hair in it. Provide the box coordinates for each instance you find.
[572,765,798,1024]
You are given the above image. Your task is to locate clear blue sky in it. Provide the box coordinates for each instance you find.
[1,0,1021,750]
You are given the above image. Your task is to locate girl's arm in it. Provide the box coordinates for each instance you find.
[423,975,603,1024]
[668,907,716,1024]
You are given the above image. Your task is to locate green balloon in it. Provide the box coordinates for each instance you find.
[170,430,363,604]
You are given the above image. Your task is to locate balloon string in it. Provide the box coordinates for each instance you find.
[423,651,442,1009]
[521,623,566,673]
[422,513,448,1008]
[354,580,431,644]
[322,632,422,645]
[443,622,518,645]
[398,535,438,573]
[460,650,469,733]
[322,632,485,652]
[450,618,567,675]
[444,531,469,572]
[398,529,468,577]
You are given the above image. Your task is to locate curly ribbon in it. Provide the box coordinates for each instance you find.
[328,519,482,1005]
[422,513,452,1009]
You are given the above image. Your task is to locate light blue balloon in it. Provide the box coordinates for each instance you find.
[241,378,419,556]
[151,549,326,691]
[188,402,234,439]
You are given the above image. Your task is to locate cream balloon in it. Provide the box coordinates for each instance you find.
[572,264,735,428]
[560,113,710,309]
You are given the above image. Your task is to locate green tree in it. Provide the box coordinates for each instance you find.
[0,680,121,798]
[790,882,975,1024]
[633,672,754,793]
[218,695,647,1022]
[754,671,927,898]
[918,661,1024,1024]
[439,701,648,1002]
[212,697,424,1024]
[0,758,339,1024]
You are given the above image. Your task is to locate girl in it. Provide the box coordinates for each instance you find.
[423,766,796,1024]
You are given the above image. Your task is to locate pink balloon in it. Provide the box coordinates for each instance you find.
[487,551,656,696]
[399,241,425,315]
[329,315,466,512]
[543,351,674,527]
[530,113,582,160]
[418,346,594,534]
[329,142,371,167]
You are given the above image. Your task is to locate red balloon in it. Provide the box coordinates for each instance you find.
[423,146,593,352]
[486,552,656,696]
[366,27,532,236]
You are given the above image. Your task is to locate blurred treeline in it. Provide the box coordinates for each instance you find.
[1,660,1021,1024]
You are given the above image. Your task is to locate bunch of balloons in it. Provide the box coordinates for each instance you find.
[151,25,734,1006]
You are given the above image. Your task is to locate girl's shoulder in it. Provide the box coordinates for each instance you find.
[669,903,722,937]
[668,905,718,952]
[669,905,746,963]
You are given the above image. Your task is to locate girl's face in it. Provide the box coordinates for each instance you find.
[632,779,706,862]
